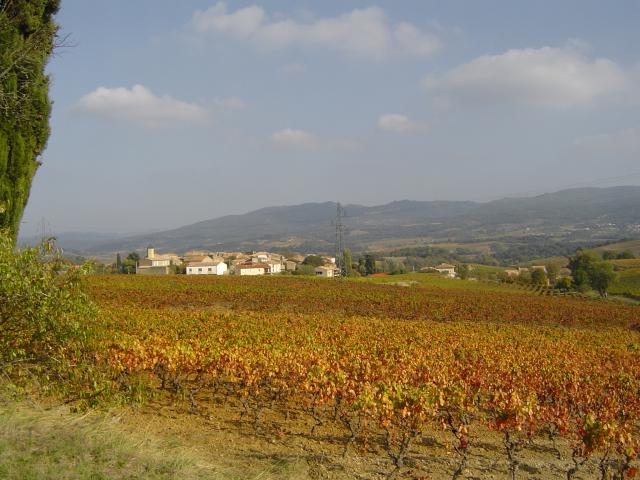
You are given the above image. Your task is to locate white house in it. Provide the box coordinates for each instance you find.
[434,263,456,278]
[186,261,227,276]
[236,263,267,276]
[266,261,282,274]
[315,266,336,277]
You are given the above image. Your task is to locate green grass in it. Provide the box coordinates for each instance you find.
[0,403,205,480]
[0,398,306,480]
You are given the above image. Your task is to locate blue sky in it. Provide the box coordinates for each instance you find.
[21,1,640,236]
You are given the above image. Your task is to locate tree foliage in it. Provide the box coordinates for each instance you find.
[121,251,139,274]
[589,261,616,297]
[603,250,635,260]
[292,264,315,276]
[364,254,376,275]
[546,263,560,284]
[0,0,59,242]
[0,231,94,367]
[302,255,324,268]
[530,268,548,286]
[569,250,617,297]
[342,248,353,277]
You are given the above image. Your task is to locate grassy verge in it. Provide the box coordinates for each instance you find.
[0,396,307,480]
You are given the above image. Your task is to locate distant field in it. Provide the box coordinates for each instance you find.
[74,275,640,478]
[606,257,640,298]
[594,239,640,256]
[610,258,640,270]
[359,271,511,292]
[524,255,569,268]
[609,268,640,297]
[365,237,495,254]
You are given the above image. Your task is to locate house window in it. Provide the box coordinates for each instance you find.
[198,268,202,272]
[208,268,212,272]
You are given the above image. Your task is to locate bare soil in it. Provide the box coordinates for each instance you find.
[111,393,611,480]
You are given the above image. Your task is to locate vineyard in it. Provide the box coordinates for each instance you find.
[609,262,640,300]
[85,275,640,479]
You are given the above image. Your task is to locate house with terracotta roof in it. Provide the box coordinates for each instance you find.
[183,251,213,263]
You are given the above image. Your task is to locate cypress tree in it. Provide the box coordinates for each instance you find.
[364,254,376,275]
[342,248,353,277]
[0,0,60,242]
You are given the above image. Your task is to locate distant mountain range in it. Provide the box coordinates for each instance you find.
[23,186,640,256]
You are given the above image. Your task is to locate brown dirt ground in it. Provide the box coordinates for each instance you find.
[109,392,614,480]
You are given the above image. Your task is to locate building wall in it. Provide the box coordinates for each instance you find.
[136,266,171,276]
[268,263,282,274]
[285,261,297,271]
[315,268,334,277]
[186,263,228,275]
[238,267,265,276]
[435,268,456,278]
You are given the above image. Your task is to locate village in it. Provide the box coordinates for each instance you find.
[135,245,342,277]
[133,245,468,279]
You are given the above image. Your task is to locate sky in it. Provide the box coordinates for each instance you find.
[20,0,640,236]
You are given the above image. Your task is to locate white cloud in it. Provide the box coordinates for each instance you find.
[193,3,265,38]
[192,3,440,59]
[574,127,640,156]
[377,113,428,133]
[74,85,211,127]
[271,128,360,152]
[271,129,319,149]
[423,44,629,109]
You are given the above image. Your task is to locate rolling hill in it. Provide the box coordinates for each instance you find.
[58,186,640,255]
